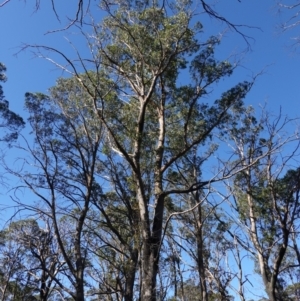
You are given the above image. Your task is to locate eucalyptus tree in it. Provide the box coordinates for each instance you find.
[9,0,263,300]
[161,147,236,301]
[0,221,32,301]
[8,74,107,301]
[0,219,60,301]
[226,110,300,301]
[66,1,254,299]
[13,73,143,301]
[84,151,141,301]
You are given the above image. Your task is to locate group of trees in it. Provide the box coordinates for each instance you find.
[0,0,300,300]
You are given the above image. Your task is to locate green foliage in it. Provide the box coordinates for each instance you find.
[0,219,53,300]
[0,62,25,142]
[284,283,300,301]
[2,1,285,300]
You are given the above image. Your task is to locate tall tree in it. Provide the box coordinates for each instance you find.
[7,1,286,300]
[0,219,60,301]
[17,2,260,300]
[226,110,300,301]
[9,74,106,301]
[83,3,253,300]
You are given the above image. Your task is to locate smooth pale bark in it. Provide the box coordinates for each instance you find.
[234,143,296,301]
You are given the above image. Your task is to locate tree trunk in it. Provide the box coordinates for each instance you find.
[265,283,277,301]
[140,195,165,301]
[196,204,208,301]
[75,272,85,301]
[139,99,166,301]
[124,249,139,301]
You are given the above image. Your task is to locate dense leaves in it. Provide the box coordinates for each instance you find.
[0,63,24,142]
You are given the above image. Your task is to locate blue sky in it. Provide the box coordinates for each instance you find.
[1,1,299,117]
[0,1,300,299]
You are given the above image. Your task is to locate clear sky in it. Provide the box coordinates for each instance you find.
[1,1,299,118]
[0,1,299,299]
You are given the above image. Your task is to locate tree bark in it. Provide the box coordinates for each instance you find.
[124,249,139,301]
[196,204,208,301]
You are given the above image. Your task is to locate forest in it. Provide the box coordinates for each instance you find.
[0,0,300,300]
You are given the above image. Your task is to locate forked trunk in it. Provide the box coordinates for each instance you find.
[140,196,165,301]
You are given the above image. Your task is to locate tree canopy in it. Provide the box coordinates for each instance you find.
[0,1,300,301]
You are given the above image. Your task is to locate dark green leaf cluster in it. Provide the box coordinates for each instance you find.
[0,62,25,143]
